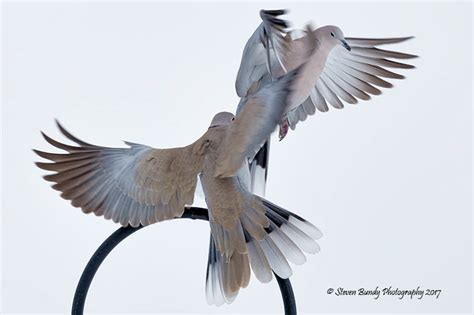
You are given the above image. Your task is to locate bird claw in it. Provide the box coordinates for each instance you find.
[279,119,289,141]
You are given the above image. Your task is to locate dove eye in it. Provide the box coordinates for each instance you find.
[231,117,235,121]
[330,32,335,37]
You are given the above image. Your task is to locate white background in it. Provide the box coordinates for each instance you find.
[1,1,472,314]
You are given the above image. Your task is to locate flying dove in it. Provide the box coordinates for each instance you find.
[238,10,417,196]
[34,33,323,305]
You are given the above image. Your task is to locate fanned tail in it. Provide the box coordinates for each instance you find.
[205,196,322,305]
[205,234,250,306]
[246,197,322,282]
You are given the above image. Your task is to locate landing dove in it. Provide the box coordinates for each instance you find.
[34,36,322,305]
[238,10,417,196]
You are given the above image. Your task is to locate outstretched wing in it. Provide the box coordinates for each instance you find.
[235,9,289,100]
[216,31,317,178]
[285,36,417,129]
[34,121,206,227]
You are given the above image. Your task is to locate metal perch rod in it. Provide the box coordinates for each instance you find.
[71,207,297,314]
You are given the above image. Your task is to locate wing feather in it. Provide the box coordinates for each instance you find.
[310,87,329,112]
[345,36,414,46]
[350,46,417,59]
[35,121,206,226]
[235,9,289,98]
[286,36,416,129]
[216,34,317,177]
[324,66,371,100]
[316,79,344,109]
[320,71,357,104]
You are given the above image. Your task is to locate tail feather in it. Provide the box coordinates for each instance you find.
[247,238,273,283]
[288,215,323,239]
[249,140,270,197]
[259,236,292,278]
[206,235,226,306]
[263,199,321,254]
[262,198,322,239]
[205,196,322,305]
[249,197,320,278]
[268,221,306,265]
[206,234,251,306]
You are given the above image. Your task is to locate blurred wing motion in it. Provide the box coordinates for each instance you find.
[215,69,299,178]
[234,9,291,196]
[286,36,417,129]
[34,121,205,227]
[235,9,289,99]
[215,28,317,178]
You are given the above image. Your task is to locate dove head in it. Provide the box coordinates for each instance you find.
[318,25,351,51]
[209,112,235,128]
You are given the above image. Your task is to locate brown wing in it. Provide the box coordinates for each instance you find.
[34,121,206,227]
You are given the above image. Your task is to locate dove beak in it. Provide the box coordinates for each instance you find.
[340,39,351,51]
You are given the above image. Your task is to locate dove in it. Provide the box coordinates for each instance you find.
[34,36,323,305]
[237,9,416,197]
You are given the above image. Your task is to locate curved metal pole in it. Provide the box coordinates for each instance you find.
[71,207,297,314]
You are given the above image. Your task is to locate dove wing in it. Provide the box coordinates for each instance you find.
[216,70,300,178]
[34,121,206,227]
[285,36,417,129]
[235,9,289,99]
[216,33,317,178]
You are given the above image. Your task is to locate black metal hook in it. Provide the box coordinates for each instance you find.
[71,207,297,314]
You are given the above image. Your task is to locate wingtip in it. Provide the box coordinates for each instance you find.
[54,118,68,136]
[32,149,49,168]
[40,130,49,141]
[399,38,419,58]
[32,148,43,157]
[260,9,290,29]
[54,118,66,133]
[40,131,57,144]
[53,118,96,147]
[396,36,415,43]
[260,9,288,17]
[34,161,49,170]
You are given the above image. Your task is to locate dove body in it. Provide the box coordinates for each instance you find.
[279,26,348,109]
